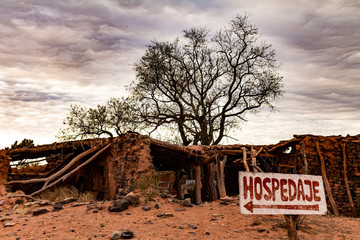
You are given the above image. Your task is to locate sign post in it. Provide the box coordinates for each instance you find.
[239,172,327,215]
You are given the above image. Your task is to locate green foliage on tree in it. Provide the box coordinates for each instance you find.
[58,97,144,140]
[11,138,35,149]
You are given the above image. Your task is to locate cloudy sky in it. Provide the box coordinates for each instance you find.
[0,0,359,148]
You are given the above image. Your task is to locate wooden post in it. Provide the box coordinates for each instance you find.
[175,170,182,199]
[216,155,227,199]
[202,163,217,201]
[208,163,217,201]
[316,141,339,216]
[251,146,259,173]
[341,142,356,216]
[301,143,308,174]
[194,165,202,204]
[284,143,308,240]
[284,215,300,240]
[242,147,249,172]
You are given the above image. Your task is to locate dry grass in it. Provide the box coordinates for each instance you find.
[37,185,97,202]
[137,174,159,203]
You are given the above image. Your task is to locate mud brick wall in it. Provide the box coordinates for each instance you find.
[106,134,153,199]
[291,136,360,216]
[0,150,10,184]
[344,140,360,215]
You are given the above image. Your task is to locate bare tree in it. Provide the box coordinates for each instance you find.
[133,15,283,146]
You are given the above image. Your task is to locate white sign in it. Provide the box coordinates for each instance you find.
[239,172,327,215]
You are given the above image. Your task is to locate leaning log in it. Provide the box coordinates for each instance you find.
[31,143,111,196]
[9,139,110,187]
[9,138,105,161]
[316,141,339,216]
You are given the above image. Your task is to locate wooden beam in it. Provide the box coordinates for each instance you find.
[30,143,112,196]
[316,141,339,216]
[9,139,111,187]
[9,138,102,160]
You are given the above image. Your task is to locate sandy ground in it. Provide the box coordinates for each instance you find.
[1,193,360,240]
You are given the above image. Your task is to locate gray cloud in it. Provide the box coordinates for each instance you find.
[0,0,359,148]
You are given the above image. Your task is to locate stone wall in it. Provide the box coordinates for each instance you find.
[0,150,10,184]
[279,135,360,216]
[105,134,153,199]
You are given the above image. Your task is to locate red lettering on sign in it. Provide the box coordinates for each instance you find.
[304,180,313,201]
[280,179,288,201]
[243,176,253,200]
[297,179,305,201]
[254,177,262,201]
[263,178,271,201]
[288,179,297,201]
[272,178,279,201]
[313,181,321,201]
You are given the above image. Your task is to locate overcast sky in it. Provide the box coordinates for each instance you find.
[0,0,359,148]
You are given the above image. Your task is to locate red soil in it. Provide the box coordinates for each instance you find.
[1,190,360,240]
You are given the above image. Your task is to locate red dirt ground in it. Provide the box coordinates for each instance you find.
[1,188,360,240]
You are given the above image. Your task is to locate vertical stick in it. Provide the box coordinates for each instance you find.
[316,141,339,216]
[215,155,221,196]
[251,146,259,172]
[284,215,300,240]
[194,165,202,204]
[341,142,356,216]
[301,143,308,174]
[242,147,249,172]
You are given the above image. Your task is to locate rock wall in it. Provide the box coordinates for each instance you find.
[0,150,10,184]
[106,134,153,199]
[280,135,360,216]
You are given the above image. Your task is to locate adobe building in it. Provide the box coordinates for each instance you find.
[0,133,359,216]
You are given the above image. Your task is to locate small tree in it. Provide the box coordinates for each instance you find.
[11,139,35,149]
[133,15,283,146]
[58,97,144,140]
